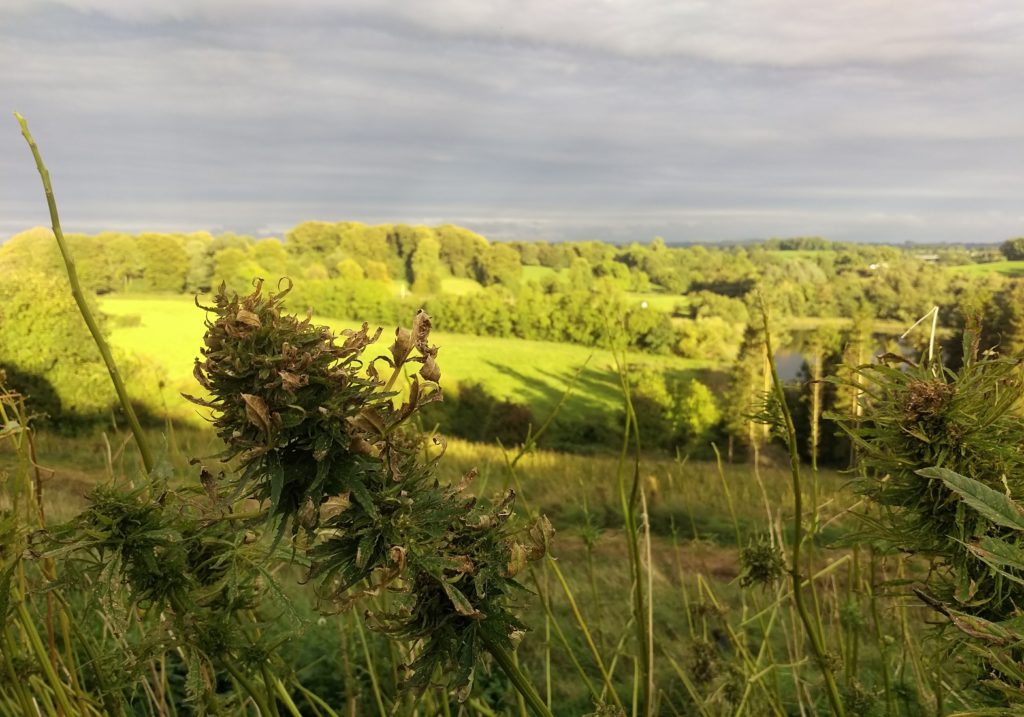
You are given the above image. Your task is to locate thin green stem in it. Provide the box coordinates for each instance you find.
[528,568,601,701]
[353,615,388,717]
[223,658,275,716]
[14,113,155,474]
[547,556,626,712]
[612,347,653,716]
[15,598,78,716]
[761,304,846,717]
[480,635,554,717]
[2,630,38,717]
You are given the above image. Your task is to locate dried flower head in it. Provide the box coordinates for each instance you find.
[739,538,785,589]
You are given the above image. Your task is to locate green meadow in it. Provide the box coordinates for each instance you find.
[950,259,1024,277]
[100,295,714,426]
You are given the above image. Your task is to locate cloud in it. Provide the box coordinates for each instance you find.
[8,0,1024,67]
[1,1,1023,244]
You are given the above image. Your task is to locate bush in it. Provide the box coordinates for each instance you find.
[0,270,113,418]
[422,382,534,446]
[675,317,744,362]
[999,237,1024,260]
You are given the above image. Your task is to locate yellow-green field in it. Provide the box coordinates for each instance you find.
[521,264,560,282]
[623,291,687,313]
[439,276,483,295]
[99,295,714,425]
[950,260,1024,277]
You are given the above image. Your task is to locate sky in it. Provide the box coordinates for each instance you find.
[2,0,1023,244]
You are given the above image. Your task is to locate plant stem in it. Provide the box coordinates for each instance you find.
[14,113,155,474]
[547,557,625,711]
[222,658,275,716]
[353,614,388,717]
[480,635,554,717]
[613,347,653,716]
[761,306,846,717]
[15,597,78,716]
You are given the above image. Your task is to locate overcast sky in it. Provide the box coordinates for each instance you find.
[2,1,1023,244]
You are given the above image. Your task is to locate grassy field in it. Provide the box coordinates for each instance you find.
[1,415,863,715]
[950,259,1024,277]
[3,292,948,715]
[783,314,916,334]
[623,291,687,313]
[521,265,560,283]
[439,276,483,295]
[99,295,715,426]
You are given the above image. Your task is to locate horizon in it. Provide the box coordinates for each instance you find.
[2,221,1008,250]
[3,1,1024,245]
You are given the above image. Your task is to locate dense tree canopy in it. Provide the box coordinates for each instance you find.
[1000,237,1024,260]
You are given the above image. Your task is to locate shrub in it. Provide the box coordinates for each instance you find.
[0,270,113,417]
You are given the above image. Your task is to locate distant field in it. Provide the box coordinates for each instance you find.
[521,265,559,282]
[100,295,715,426]
[624,291,686,313]
[784,315,915,334]
[439,276,482,295]
[950,260,1024,277]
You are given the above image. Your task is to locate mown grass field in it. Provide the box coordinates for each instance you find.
[521,265,560,282]
[439,276,483,295]
[623,291,686,313]
[950,259,1024,277]
[99,295,715,426]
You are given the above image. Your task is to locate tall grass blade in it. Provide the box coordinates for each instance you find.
[13,113,155,474]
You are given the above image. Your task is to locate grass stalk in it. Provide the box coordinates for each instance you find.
[223,658,275,716]
[612,347,653,716]
[14,113,155,474]
[353,614,389,717]
[511,649,530,717]
[529,568,601,702]
[479,635,554,717]
[546,557,626,712]
[761,305,846,717]
[15,597,78,716]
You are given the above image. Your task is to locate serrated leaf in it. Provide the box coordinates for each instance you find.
[918,466,1024,531]
[442,581,484,619]
[967,537,1024,587]
[355,531,378,569]
[235,308,262,327]
[241,393,272,436]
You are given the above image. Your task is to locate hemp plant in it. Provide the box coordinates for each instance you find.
[833,325,1024,708]
[190,279,555,714]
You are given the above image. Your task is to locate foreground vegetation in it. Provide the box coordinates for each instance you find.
[9,297,1024,716]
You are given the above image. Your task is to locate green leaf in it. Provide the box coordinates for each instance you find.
[442,581,484,619]
[967,537,1024,587]
[918,466,1024,531]
[355,531,378,569]
[268,457,284,510]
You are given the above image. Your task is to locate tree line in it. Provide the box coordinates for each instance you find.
[4,221,1024,460]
